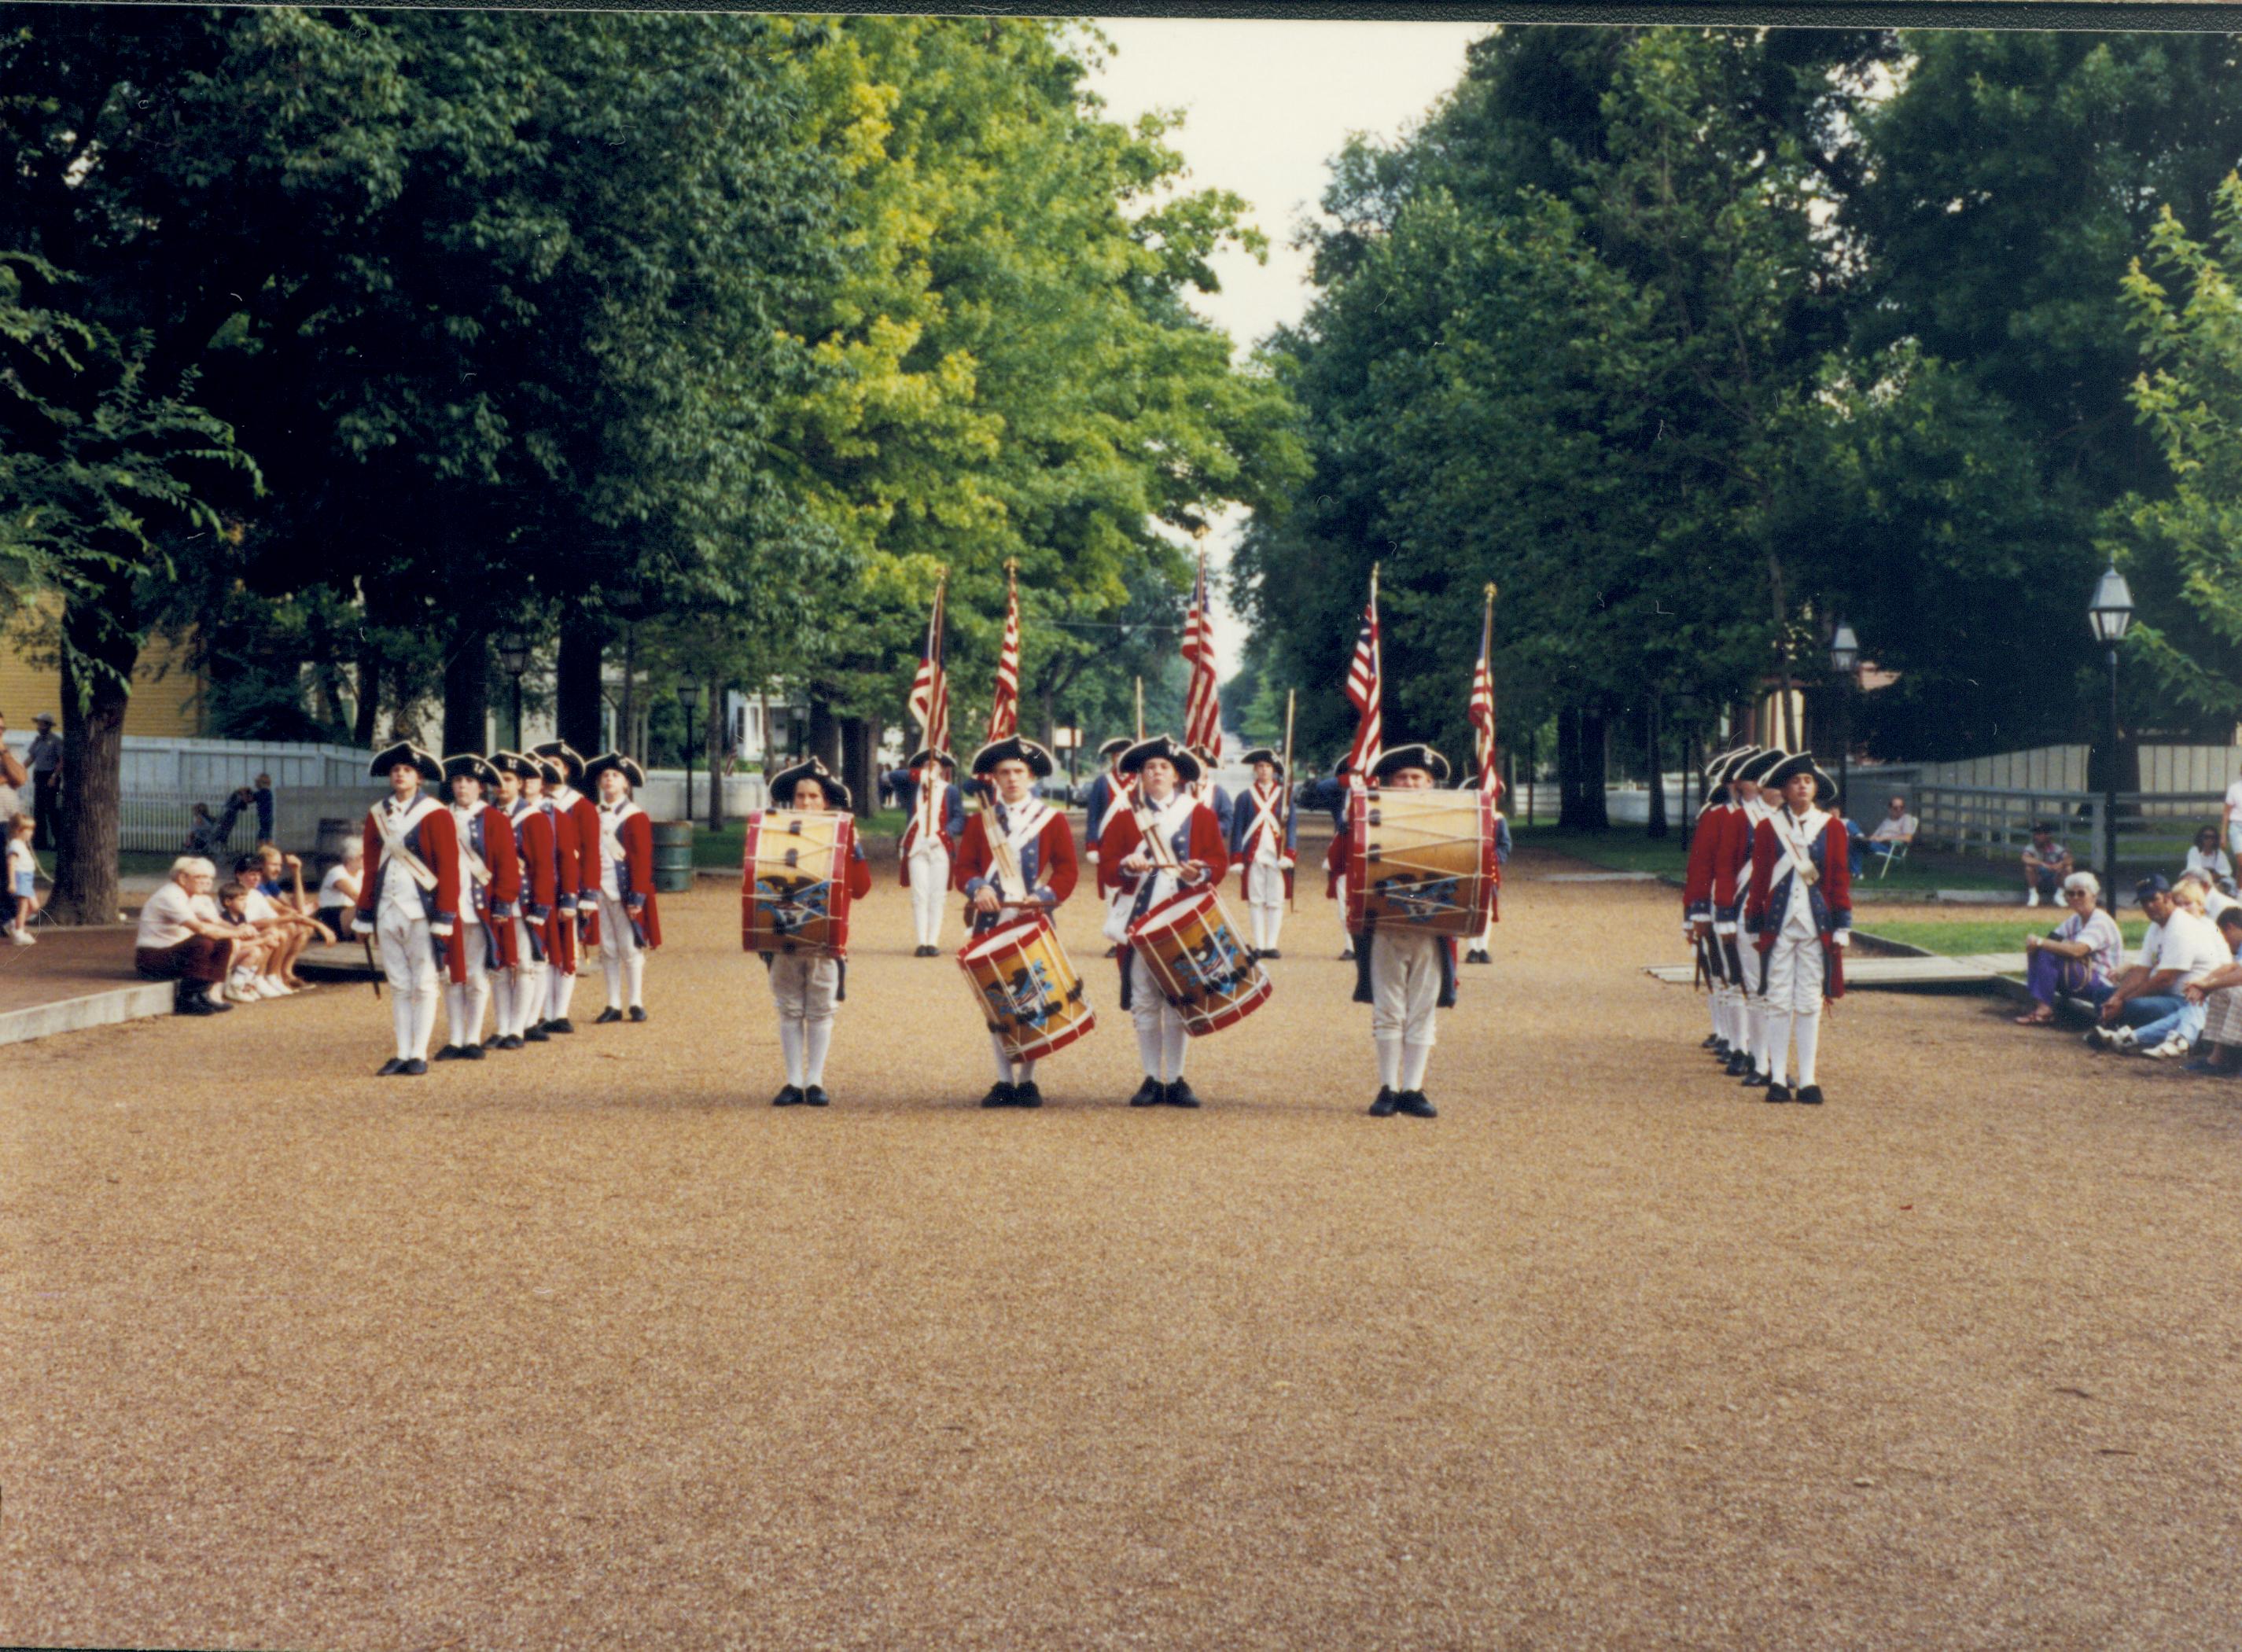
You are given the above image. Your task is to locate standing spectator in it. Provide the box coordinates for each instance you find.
[252,773,275,844]
[2015,870,2122,1025]
[2184,825,2233,893]
[25,713,61,852]
[134,856,252,1015]
[5,811,38,944]
[315,838,365,941]
[2020,822,2073,907]
[2223,760,2242,863]
[2086,874,2229,1057]
[0,709,25,821]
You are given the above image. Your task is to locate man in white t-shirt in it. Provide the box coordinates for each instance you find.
[2088,875,2230,1056]
[134,856,256,1015]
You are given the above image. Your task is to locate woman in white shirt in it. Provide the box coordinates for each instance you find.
[134,857,256,1014]
[2184,826,2233,894]
[2017,870,2123,1025]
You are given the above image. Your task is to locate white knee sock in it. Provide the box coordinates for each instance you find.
[804,1019,834,1087]
[490,974,513,1039]
[778,1020,805,1087]
[1375,1036,1403,1091]
[466,977,490,1046]
[1014,1058,1039,1087]
[1265,908,1283,951]
[1161,1018,1188,1083]
[444,983,467,1047]
[1794,1010,1820,1087]
[989,1032,1014,1084]
[392,990,416,1061]
[1766,1010,1793,1086]
[1401,1041,1433,1092]
[1751,1002,1771,1073]
[1134,1022,1163,1080]
[409,986,440,1061]
[624,950,645,1009]
[602,953,624,1009]
[517,965,546,1036]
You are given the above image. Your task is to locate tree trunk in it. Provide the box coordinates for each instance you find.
[1556,704,1610,831]
[1645,697,1668,839]
[619,624,639,760]
[50,576,134,926]
[705,685,727,831]
[839,716,874,820]
[353,635,382,748]
[557,606,607,756]
[806,690,839,772]
[443,625,490,758]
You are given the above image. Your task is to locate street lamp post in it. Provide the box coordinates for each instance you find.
[495,632,530,751]
[1828,621,1860,822]
[683,681,704,822]
[2088,565,2136,889]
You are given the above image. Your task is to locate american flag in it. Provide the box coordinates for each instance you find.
[1181,553,1222,756]
[1343,573,1382,778]
[1467,586,1498,793]
[907,576,949,756]
[985,561,1020,744]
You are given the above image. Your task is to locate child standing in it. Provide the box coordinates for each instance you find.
[6,813,37,944]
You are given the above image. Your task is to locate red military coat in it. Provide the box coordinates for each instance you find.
[1744,806,1853,999]
[355,791,462,936]
[953,800,1078,929]
[444,800,523,982]
[598,803,664,949]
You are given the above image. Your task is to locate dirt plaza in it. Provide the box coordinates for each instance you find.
[4,847,2240,1650]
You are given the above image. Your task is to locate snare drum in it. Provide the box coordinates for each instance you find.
[742,809,857,958]
[1126,884,1272,1036]
[957,913,1096,1062]
[1346,787,1497,940]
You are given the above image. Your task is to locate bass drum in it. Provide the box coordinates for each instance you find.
[742,808,856,958]
[1346,786,1497,940]
[957,913,1096,1062]
[1125,884,1272,1037]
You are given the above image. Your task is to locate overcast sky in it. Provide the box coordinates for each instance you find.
[1086,18,1491,675]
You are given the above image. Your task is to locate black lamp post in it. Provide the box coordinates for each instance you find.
[2087,565,2135,888]
[495,631,530,751]
[683,680,704,822]
[1828,621,1860,821]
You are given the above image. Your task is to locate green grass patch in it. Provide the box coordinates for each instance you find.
[1511,824,2013,893]
[1861,914,2149,957]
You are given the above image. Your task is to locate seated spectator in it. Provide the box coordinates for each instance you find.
[2175,868,2238,925]
[258,842,331,943]
[230,853,316,997]
[2086,874,2230,1058]
[2015,870,2123,1025]
[4,811,37,945]
[134,856,254,1015]
[2180,907,2242,1073]
[2185,825,2234,895]
[2021,822,2073,908]
[315,838,363,942]
[1862,795,1918,873]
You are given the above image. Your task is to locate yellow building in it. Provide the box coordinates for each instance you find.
[0,605,206,736]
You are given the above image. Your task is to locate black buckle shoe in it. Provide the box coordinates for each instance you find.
[1164,1080,1201,1108]
[772,1085,804,1107]
[377,1058,407,1076]
[400,1058,428,1076]
[1013,1080,1043,1108]
[981,1083,1016,1109]
[1368,1087,1400,1117]
[1740,1069,1769,1088]
[1263,948,1281,960]
[1701,1033,1721,1049]
[523,1025,550,1043]
[546,1017,576,1035]
[1795,1085,1824,1106]
[460,1043,486,1060]
[498,1035,525,1050]
[803,1085,830,1108]
[433,1045,462,1061]
[1724,1053,1752,1076]
[595,1007,624,1025]
[1128,1076,1164,1107]
[1395,1090,1438,1118]
[1764,1082,1792,1102]
[628,1006,648,1023]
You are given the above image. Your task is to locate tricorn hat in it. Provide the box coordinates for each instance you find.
[1732,747,1790,787]
[1706,745,1760,785]
[489,750,540,781]
[1118,734,1202,785]
[768,756,852,812]
[443,753,501,789]
[370,741,444,784]
[1371,743,1452,786]
[532,754,567,787]
[1098,735,1132,760]
[532,740,587,785]
[905,748,957,772]
[1764,751,1838,808]
[970,734,1055,778]
[1241,746,1284,775]
[584,752,647,790]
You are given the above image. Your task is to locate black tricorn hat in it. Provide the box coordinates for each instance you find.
[584,752,647,790]
[1706,745,1760,786]
[768,756,852,811]
[1118,734,1202,785]
[1241,746,1284,774]
[370,741,443,783]
[1764,751,1839,808]
[1732,748,1790,786]
[1371,743,1452,786]
[532,753,566,787]
[905,748,957,772]
[1098,736,1132,760]
[443,753,501,789]
[532,740,587,785]
[970,735,1055,778]
[489,750,540,781]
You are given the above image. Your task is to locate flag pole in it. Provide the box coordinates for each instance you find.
[1281,686,1297,913]
[1134,675,1144,742]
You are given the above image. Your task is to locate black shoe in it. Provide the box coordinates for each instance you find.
[401,1058,428,1076]
[1340,947,1356,960]
[175,994,220,1017]
[1466,949,1490,965]
[460,1043,486,1060]
[208,997,234,1013]
[498,1034,525,1050]
[1764,1082,1792,1102]
[1164,1080,1201,1109]
[523,1025,550,1043]
[546,1017,576,1035]
[433,1044,462,1061]
[1701,1033,1721,1049]
[628,1006,647,1023]
[595,1007,624,1025]
[1368,1087,1400,1117]
[1263,948,1281,960]
[1795,1085,1824,1106]
[1013,1080,1043,1108]
[1395,1090,1438,1118]
[1104,944,1119,958]
[1128,1076,1164,1107]
[1724,1052,1751,1076]
[771,1084,804,1107]
[377,1058,407,1076]
[1711,1039,1732,1059]
[803,1085,830,1108]
[981,1083,1016,1109]
[1740,1069,1769,1088]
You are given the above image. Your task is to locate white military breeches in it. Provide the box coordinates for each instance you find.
[376,907,442,1061]
[1246,859,1286,951]
[1762,933,1827,1014]
[907,841,952,947]
[1368,926,1442,1047]
[1129,949,1190,1081]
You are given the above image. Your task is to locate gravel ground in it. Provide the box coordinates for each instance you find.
[5,848,2240,1650]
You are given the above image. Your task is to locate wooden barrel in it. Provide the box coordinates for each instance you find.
[651,820,696,892]
[314,816,357,869]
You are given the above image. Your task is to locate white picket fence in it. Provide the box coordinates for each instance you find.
[121,786,386,857]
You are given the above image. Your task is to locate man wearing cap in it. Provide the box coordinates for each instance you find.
[534,741,600,1033]
[1349,744,1457,1119]
[1228,747,1296,958]
[759,760,874,1106]
[1101,735,1231,1108]
[898,748,966,957]
[954,734,1080,1107]
[26,712,61,852]
[1714,748,1784,1086]
[488,753,554,1050]
[436,754,518,1061]
[1082,736,1134,860]
[587,752,661,1022]
[1745,752,1852,1104]
[2086,874,2229,1056]
[353,742,461,1076]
